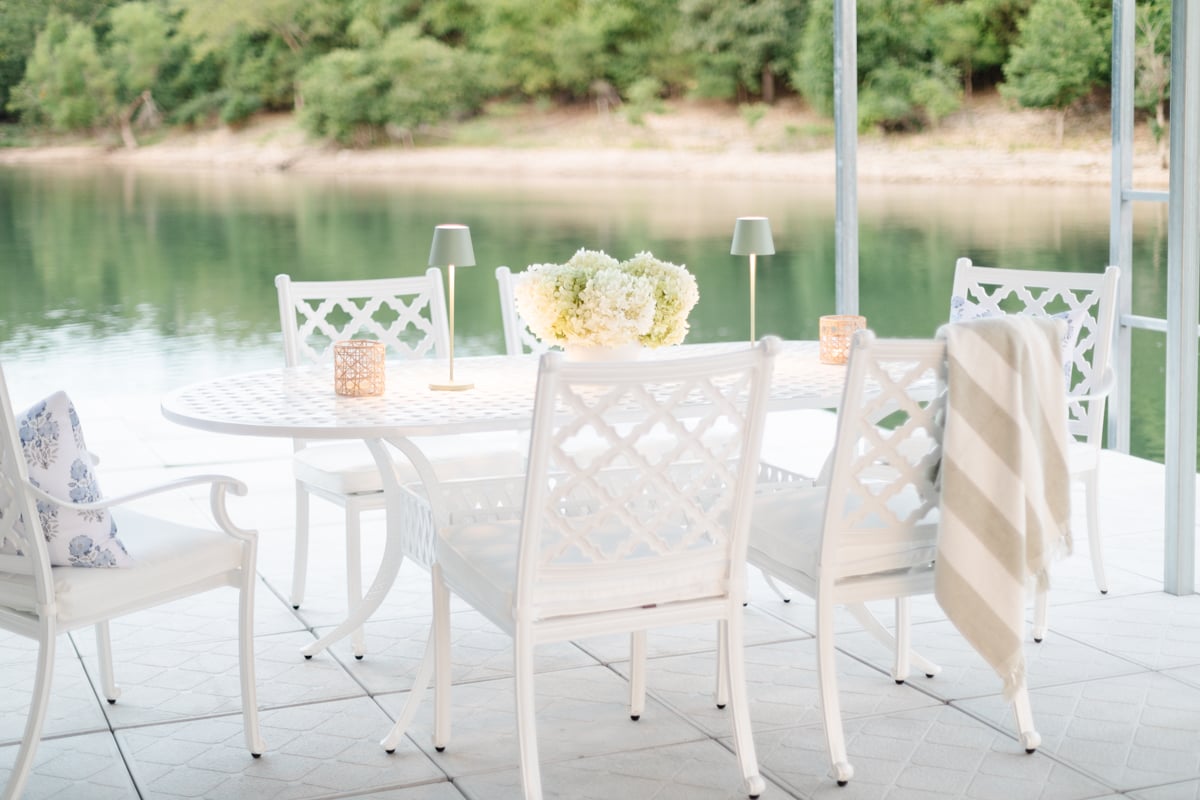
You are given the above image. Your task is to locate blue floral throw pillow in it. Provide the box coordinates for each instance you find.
[14,391,133,567]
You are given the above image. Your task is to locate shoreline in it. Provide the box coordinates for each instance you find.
[0,101,1171,188]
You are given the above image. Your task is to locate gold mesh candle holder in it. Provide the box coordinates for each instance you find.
[819,315,867,365]
[333,340,386,397]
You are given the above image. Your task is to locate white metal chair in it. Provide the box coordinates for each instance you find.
[0,365,264,800]
[276,273,524,658]
[950,259,1120,639]
[382,339,780,799]
[748,331,1040,786]
[495,266,548,356]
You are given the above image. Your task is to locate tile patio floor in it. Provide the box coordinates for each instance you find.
[2,394,1199,799]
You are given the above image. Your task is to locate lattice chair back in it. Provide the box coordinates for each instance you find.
[819,331,948,582]
[275,271,450,366]
[516,339,778,620]
[495,266,550,356]
[950,259,1119,446]
[0,364,54,614]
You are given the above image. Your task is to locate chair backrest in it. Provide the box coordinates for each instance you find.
[275,271,450,366]
[515,339,778,620]
[0,363,56,612]
[818,331,948,582]
[495,266,550,356]
[950,258,1119,445]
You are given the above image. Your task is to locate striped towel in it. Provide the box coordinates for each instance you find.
[935,315,1072,699]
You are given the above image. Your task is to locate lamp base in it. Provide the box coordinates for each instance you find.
[429,380,474,392]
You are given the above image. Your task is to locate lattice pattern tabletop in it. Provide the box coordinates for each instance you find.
[162,341,847,439]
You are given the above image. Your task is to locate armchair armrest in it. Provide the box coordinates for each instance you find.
[24,474,255,542]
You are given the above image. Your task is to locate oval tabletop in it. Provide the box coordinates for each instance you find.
[161,340,846,439]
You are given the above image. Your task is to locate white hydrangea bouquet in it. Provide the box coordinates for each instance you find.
[514,248,700,350]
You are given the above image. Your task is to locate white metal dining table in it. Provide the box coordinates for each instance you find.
[159,340,854,660]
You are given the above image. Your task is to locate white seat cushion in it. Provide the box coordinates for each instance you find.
[749,486,825,582]
[0,507,246,625]
[436,520,521,626]
[293,432,529,496]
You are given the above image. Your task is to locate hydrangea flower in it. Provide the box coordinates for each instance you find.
[513,248,699,349]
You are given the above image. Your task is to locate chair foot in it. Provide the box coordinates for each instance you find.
[1033,636,1043,643]
[292,604,300,610]
[435,746,445,753]
[925,673,935,679]
[894,679,904,685]
[107,698,117,705]
[630,714,640,721]
[782,598,791,603]
[355,655,364,661]
[304,654,312,660]
[252,753,262,759]
[1021,731,1041,752]
[716,703,726,710]
[832,761,853,786]
[385,748,395,754]
[747,775,766,797]
[1100,589,1108,595]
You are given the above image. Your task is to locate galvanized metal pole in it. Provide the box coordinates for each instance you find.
[1109,0,1135,453]
[834,0,859,316]
[1164,0,1199,595]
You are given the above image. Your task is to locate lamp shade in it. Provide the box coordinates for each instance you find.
[730,217,775,256]
[428,224,476,267]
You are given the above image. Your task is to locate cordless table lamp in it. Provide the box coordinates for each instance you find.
[730,217,775,343]
[428,223,475,391]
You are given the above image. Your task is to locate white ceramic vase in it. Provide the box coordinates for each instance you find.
[561,343,643,362]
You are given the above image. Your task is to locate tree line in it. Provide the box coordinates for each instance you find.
[0,0,1173,150]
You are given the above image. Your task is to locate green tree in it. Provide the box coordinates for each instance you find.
[107,2,171,147]
[551,0,685,101]
[0,0,122,122]
[473,0,575,97]
[793,0,961,131]
[1001,0,1104,145]
[679,0,807,103]
[8,12,116,131]
[299,25,488,146]
[1133,0,1171,168]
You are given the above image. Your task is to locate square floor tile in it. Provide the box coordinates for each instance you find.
[0,732,140,800]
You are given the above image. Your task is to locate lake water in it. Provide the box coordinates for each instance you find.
[0,162,1172,460]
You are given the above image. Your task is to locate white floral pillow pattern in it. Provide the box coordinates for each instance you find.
[12,391,133,567]
[949,295,1085,384]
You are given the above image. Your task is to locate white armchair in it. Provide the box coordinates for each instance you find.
[0,364,263,800]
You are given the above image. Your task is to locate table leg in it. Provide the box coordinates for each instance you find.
[302,436,444,659]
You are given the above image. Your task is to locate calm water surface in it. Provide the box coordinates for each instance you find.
[0,163,1172,460]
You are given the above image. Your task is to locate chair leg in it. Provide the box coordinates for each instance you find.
[345,507,366,659]
[1009,676,1042,753]
[94,622,121,703]
[762,572,791,603]
[238,562,265,757]
[715,620,729,709]
[513,623,543,800]
[1083,469,1108,594]
[816,598,853,785]
[290,483,310,610]
[1032,582,1048,643]
[432,568,452,751]
[845,604,941,678]
[724,609,765,798]
[892,599,911,684]
[629,630,646,720]
[3,625,55,800]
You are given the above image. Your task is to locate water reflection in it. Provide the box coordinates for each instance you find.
[0,163,1168,459]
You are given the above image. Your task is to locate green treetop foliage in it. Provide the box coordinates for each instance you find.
[677,0,808,103]
[794,0,962,131]
[1001,0,1106,143]
[8,12,116,131]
